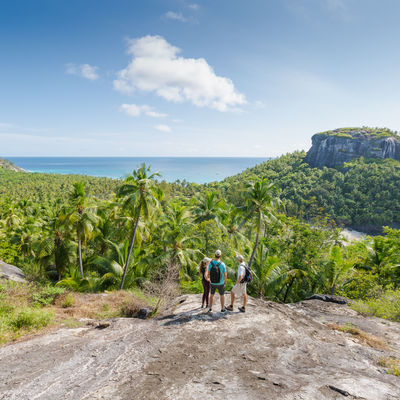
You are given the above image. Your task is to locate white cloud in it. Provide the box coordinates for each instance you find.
[113,35,245,112]
[66,63,99,80]
[188,4,199,10]
[164,11,187,22]
[120,104,167,118]
[155,124,172,132]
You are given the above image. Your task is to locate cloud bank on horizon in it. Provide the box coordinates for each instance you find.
[113,35,246,112]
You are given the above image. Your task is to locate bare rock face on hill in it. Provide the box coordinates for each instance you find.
[1,294,400,399]
[305,127,400,168]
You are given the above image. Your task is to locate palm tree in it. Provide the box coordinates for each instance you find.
[37,213,76,280]
[251,241,287,299]
[321,246,355,295]
[117,164,161,290]
[161,202,200,279]
[241,178,281,268]
[67,182,98,278]
[192,191,225,223]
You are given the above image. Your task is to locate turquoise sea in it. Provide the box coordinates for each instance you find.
[8,157,270,184]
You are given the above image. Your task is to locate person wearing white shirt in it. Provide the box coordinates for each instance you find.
[226,254,248,312]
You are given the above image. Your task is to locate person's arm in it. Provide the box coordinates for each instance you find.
[224,271,227,285]
[205,266,210,282]
[236,266,244,284]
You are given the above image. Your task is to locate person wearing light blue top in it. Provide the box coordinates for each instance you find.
[205,249,227,313]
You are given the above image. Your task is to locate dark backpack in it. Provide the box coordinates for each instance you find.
[241,265,253,284]
[210,261,221,284]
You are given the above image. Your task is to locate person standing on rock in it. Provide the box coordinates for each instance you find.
[205,249,227,313]
[199,257,211,308]
[226,254,248,313]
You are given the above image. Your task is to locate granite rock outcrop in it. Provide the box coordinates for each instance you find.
[305,127,400,168]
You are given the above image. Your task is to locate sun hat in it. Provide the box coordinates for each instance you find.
[215,249,222,257]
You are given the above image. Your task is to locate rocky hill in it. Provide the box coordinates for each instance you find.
[0,157,25,172]
[1,294,400,399]
[305,127,400,168]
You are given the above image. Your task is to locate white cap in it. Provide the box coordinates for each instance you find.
[236,254,244,262]
[215,249,222,257]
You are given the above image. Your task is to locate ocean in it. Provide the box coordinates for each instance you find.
[7,157,270,184]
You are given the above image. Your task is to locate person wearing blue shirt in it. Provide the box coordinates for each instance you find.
[205,249,227,313]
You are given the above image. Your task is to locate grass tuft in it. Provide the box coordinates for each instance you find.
[326,322,387,350]
[379,357,400,376]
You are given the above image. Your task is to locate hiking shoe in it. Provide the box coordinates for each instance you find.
[208,308,213,313]
[226,305,233,311]
[238,306,246,313]
[221,308,226,313]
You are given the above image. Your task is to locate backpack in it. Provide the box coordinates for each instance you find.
[241,264,253,284]
[210,261,222,284]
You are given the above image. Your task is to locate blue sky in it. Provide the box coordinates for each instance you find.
[1,0,400,156]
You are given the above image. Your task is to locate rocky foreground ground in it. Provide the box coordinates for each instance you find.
[1,294,400,400]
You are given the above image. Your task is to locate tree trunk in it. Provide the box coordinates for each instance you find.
[283,276,295,303]
[78,231,84,278]
[120,213,140,290]
[248,225,260,268]
[331,283,336,296]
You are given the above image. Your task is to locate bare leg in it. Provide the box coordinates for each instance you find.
[230,291,235,307]
[220,294,225,310]
[243,293,248,307]
[209,294,214,309]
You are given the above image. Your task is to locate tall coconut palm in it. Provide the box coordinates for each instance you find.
[37,213,76,280]
[319,245,356,295]
[67,182,98,278]
[251,241,287,299]
[241,178,281,268]
[192,191,225,223]
[161,202,200,279]
[117,164,161,290]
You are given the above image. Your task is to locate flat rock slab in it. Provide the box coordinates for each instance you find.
[1,295,400,399]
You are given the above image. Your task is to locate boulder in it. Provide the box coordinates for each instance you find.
[0,260,26,282]
[304,294,349,304]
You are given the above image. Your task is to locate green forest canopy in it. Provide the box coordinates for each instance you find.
[1,153,400,309]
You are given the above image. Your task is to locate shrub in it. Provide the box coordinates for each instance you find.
[10,308,54,330]
[61,293,76,308]
[379,357,400,376]
[350,289,400,322]
[120,300,143,318]
[32,286,66,307]
[339,270,383,300]
[180,279,203,294]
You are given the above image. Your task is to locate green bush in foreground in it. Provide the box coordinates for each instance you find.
[32,286,66,307]
[10,308,54,330]
[0,281,58,343]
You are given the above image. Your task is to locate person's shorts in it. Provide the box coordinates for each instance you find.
[210,284,225,295]
[232,283,247,296]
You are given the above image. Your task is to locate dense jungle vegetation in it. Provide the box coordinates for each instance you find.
[1,153,400,324]
[215,152,400,231]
